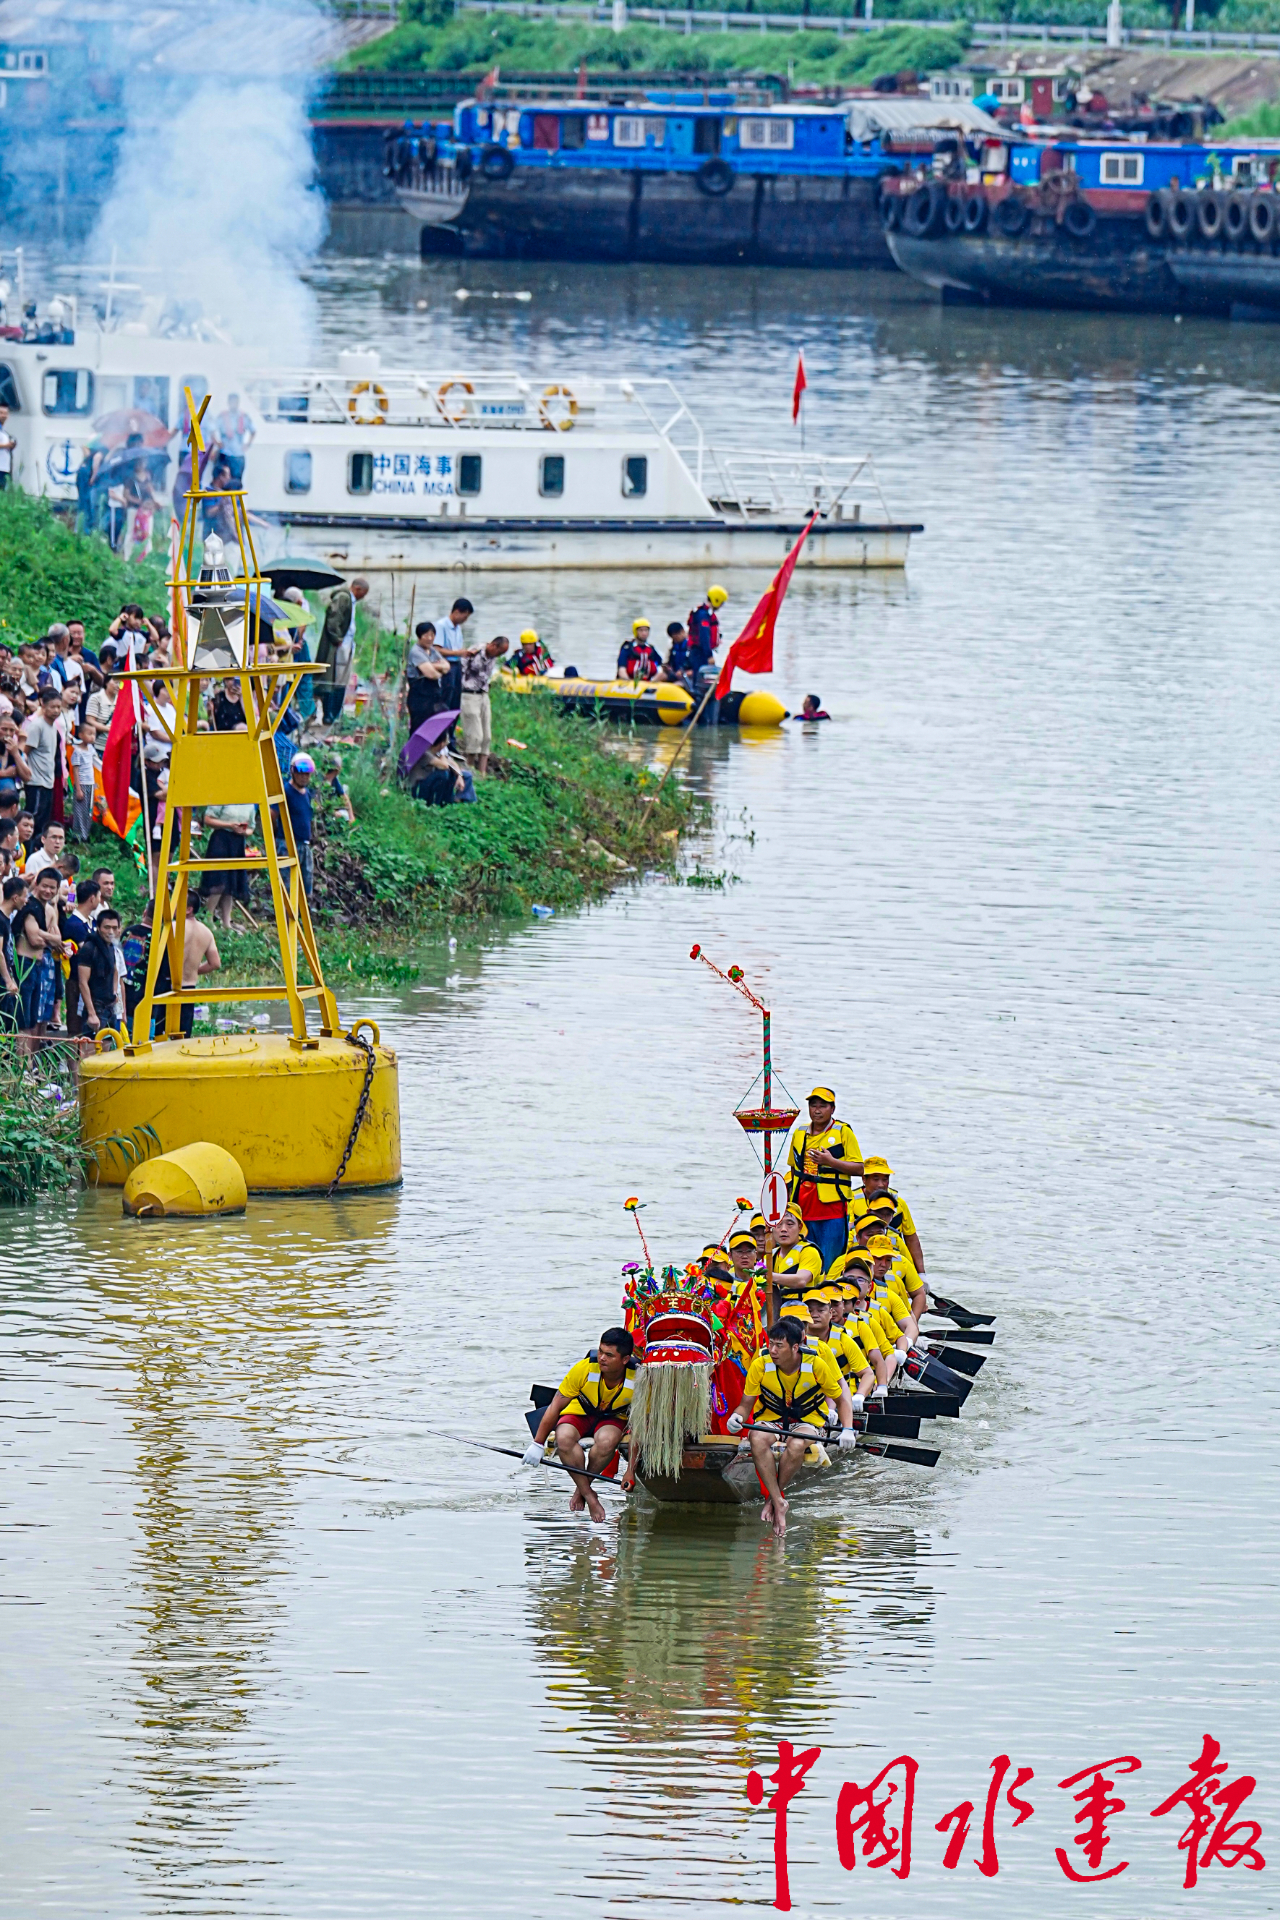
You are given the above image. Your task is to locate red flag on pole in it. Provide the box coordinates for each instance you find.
[715,513,818,700]
[100,636,139,838]
[791,349,807,424]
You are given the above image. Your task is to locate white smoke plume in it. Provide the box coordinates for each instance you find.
[81,0,337,355]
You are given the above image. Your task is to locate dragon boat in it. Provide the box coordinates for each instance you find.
[521,947,994,1511]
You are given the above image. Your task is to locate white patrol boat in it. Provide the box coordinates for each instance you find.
[0,303,920,573]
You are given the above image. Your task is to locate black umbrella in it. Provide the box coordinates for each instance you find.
[96,444,171,484]
[264,557,347,593]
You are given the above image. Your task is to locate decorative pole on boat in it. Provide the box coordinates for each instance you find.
[689,946,799,1322]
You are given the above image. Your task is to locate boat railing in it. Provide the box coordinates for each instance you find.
[703,451,889,521]
[243,369,706,466]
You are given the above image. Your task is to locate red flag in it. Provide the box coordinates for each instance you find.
[100,637,139,839]
[714,513,817,700]
[791,349,807,424]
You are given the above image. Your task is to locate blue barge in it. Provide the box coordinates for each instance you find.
[883,134,1280,316]
[392,96,1008,268]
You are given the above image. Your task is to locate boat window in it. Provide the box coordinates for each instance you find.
[284,450,312,495]
[586,113,610,142]
[133,376,170,424]
[348,452,374,495]
[740,117,794,151]
[561,115,586,149]
[458,453,482,497]
[41,369,93,416]
[647,118,666,144]
[274,392,309,423]
[622,455,647,498]
[614,116,644,149]
[0,364,19,410]
[539,454,565,498]
[532,113,560,151]
[1101,152,1143,186]
[693,118,722,156]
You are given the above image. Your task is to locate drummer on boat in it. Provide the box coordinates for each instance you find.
[726,1313,857,1535]
[524,1327,636,1522]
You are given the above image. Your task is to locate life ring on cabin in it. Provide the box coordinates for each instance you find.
[1063,198,1096,239]
[1249,192,1276,246]
[1168,192,1194,241]
[347,381,389,425]
[1144,190,1169,239]
[1197,192,1224,241]
[436,378,474,422]
[992,195,1029,239]
[538,384,578,432]
[962,191,987,234]
[695,158,734,197]
[479,144,515,182]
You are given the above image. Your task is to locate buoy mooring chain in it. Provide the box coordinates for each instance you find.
[327,1030,378,1198]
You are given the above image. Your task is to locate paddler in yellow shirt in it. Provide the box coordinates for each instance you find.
[803,1285,874,1408]
[834,1255,901,1400]
[849,1156,927,1286]
[848,1208,924,1317]
[726,1315,856,1535]
[524,1326,637,1522]
[787,1086,864,1273]
[771,1204,824,1296]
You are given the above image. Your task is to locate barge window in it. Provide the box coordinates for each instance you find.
[532,113,559,151]
[348,452,374,495]
[614,116,644,148]
[1101,152,1143,185]
[740,117,793,151]
[41,369,92,415]
[561,115,586,149]
[284,450,312,495]
[0,364,19,410]
[539,454,565,498]
[622,455,647,498]
[693,117,722,156]
[458,454,482,496]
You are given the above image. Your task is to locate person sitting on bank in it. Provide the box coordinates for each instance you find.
[726,1317,855,1535]
[523,1328,636,1523]
[786,1086,864,1274]
[801,694,830,721]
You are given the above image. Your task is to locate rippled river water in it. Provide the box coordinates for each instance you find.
[4,254,1280,1916]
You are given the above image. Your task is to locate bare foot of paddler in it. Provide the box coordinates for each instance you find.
[584,1489,607,1523]
[769,1494,788,1536]
[568,1488,587,1513]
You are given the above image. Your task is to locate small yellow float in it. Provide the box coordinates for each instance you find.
[81,389,401,1196]
[500,673,786,728]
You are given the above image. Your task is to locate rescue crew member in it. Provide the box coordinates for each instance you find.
[787,1087,864,1274]
[524,1327,636,1523]
[687,585,727,678]
[849,1155,926,1286]
[726,1317,855,1535]
[512,629,553,676]
[617,619,662,681]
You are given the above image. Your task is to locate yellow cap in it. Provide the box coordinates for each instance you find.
[785,1202,806,1228]
[854,1215,880,1239]
[819,1284,843,1303]
[867,1237,896,1259]
[728,1230,757,1252]
[519,628,538,645]
[632,616,651,633]
[802,1287,828,1304]
[808,1086,835,1104]
[840,1279,861,1297]
[868,1194,897,1214]
[862,1155,892,1177]
[708,585,728,608]
[845,1250,873,1272]
[749,1213,767,1231]
[777,1297,810,1322]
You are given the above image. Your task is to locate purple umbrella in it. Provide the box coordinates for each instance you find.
[399,708,461,776]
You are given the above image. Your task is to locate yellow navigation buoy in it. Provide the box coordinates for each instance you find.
[737,691,788,727]
[122,1141,248,1217]
[78,387,401,1196]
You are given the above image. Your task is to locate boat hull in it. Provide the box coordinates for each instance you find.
[501,674,787,727]
[264,514,918,573]
[411,167,894,269]
[888,216,1280,318]
[635,1436,839,1506]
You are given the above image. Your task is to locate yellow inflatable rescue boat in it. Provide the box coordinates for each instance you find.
[500,673,786,728]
